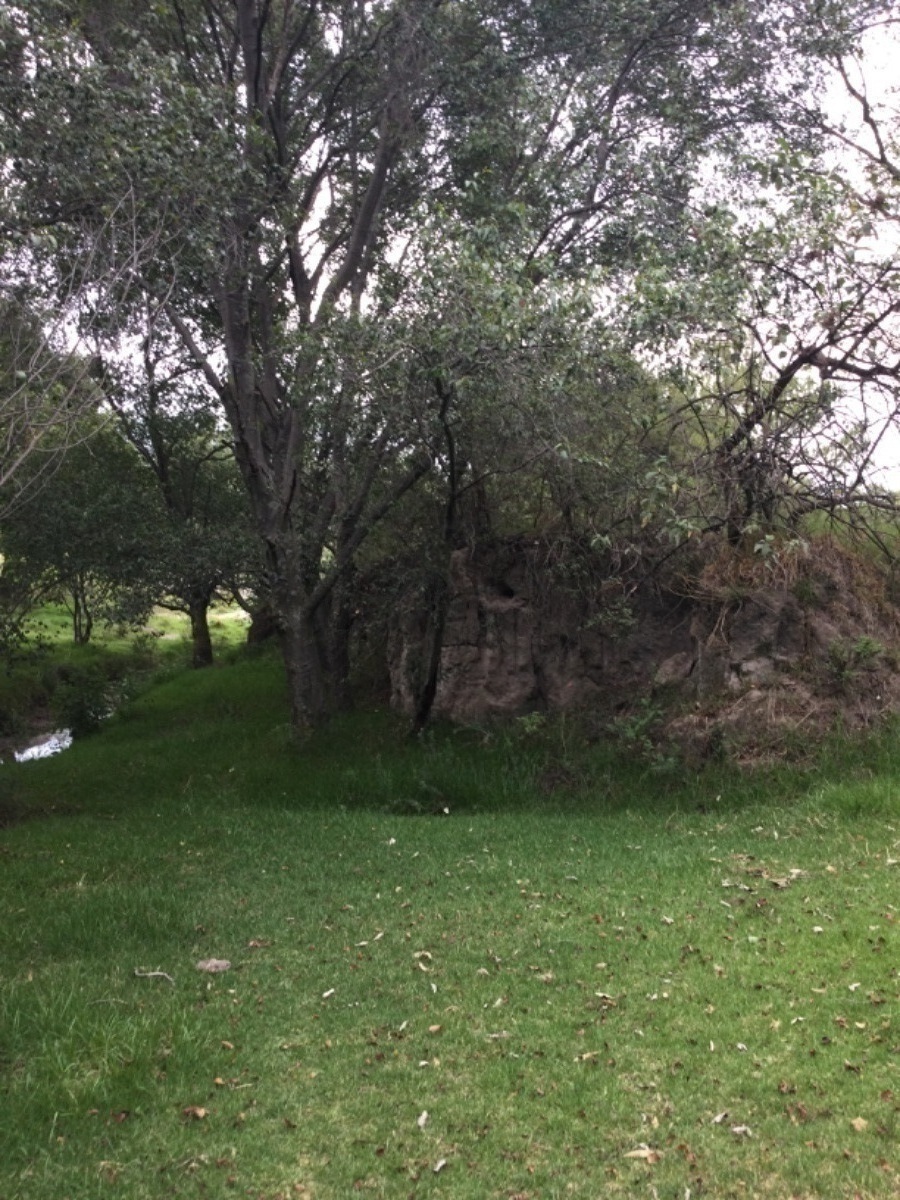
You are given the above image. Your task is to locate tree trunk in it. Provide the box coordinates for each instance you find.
[188,595,214,668]
[70,582,93,645]
[321,576,355,712]
[247,601,279,646]
[279,608,329,729]
[410,573,450,735]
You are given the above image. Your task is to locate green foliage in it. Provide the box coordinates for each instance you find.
[1,426,164,641]
[5,0,892,728]
[0,293,104,515]
[0,604,245,748]
[608,697,682,773]
[49,662,111,736]
[827,635,886,690]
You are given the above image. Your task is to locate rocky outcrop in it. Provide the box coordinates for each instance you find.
[390,540,695,722]
[389,537,900,755]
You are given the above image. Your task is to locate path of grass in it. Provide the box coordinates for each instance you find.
[1,653,898,1198]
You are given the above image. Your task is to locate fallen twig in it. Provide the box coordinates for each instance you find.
[134,968,175,986]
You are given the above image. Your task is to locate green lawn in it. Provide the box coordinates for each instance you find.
[1,652,898,1198]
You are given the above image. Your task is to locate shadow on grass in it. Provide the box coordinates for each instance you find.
[5,646,900,830]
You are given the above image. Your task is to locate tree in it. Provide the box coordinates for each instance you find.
[102,302,260,666]
[3,0,889,726]
[0,284,106,519]
[618,128,900,552]
[1,426,164,643]
[0,193,163,516]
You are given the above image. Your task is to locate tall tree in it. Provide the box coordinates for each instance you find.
[2,0,887,725]
[102,302,259,666]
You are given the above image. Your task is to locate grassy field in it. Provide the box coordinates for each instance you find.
[1,644,898,1199]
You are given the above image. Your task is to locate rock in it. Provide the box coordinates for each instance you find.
[736,656,776,686]
[654,652,695,687]
[386,537,900,754]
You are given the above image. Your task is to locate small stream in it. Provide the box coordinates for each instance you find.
[12,730,74,763]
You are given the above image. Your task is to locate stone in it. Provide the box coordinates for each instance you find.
[654,652,695,687]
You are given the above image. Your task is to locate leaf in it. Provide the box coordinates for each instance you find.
[850,1117,868,1132]
[623,1145,662,1163]
[182,1106,209,1120]
[196,958,231,973]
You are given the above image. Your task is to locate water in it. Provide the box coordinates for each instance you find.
[13,730,73,763]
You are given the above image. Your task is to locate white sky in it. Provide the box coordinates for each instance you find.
[822,28,900,491]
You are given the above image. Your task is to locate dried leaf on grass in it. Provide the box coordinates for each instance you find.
[623,1144,662,1163]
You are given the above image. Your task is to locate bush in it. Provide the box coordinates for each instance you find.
[51,664,110,737]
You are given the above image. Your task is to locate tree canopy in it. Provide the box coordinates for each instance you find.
[3,0,899,725]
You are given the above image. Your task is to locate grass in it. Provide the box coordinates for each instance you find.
[0,604,249,743]
[1,650,899,1198]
